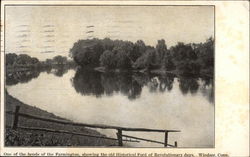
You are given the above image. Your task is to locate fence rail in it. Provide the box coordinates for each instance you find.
[6,105,180,147]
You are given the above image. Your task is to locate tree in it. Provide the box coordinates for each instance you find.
[102,38,115,51]
[31,57,39,64]
[129,40,146,62]
[6,53,18,66]
[45,59,53,65]
[53,55,67,65]
[176,60,200,75]
[92,40,104,65]
[195,37,214,75]
[70,39,104,67]
[156,39,167,64]
[99,50,116,69]
[171,42,197,62]
[163,53,175,70]
[133,48,157,69]
[115,49,132,70]
[15,54,32,65]
[169,42,200,75]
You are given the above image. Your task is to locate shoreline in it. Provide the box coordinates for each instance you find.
[5,90,117,146]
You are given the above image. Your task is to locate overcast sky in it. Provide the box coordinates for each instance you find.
[5,6,214,61]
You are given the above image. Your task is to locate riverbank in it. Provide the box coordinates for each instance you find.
[5,91,116,146]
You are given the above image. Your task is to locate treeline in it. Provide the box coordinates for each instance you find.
[6,54,73,85]
[6,53,74,69]
[6,53,40,67]
[69,37,214,76]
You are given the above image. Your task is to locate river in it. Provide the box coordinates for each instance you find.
[6,67,214,147]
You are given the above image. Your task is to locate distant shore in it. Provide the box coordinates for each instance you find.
[5,90,116,146]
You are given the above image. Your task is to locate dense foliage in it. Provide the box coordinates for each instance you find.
[6,54,40,67]
[70,37,214,76]
[52,56,68,65]
[6,54,70,68]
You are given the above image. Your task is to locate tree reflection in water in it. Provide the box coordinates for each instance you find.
[158,74,175,92]
[72,69,180,100]
[101,73,142,100]
[6,65,70,86]
[71,69,143,100]
[6,70,40,86]
[178,76,214,103]
[200,77,214,103]
[6,67,214,103]
[50,65,69,77]
[101,73,120,96]
[71,69,104,97]
[178,76,199,95]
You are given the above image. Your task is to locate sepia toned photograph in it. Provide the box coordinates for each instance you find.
[4,5,214,148]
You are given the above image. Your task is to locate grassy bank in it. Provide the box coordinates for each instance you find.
[5,91,116,146]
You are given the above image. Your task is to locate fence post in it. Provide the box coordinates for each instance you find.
[164,131,168,147]
[174,141,178,147]
[116,129,123,146]
[12,106,20,130]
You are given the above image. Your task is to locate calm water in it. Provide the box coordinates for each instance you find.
[6,67,214,147]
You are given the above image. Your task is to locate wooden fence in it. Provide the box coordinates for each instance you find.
[6,105,181,147]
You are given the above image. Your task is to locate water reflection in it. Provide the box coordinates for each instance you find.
[71,69,143,100]
[6,70,41,86]
[6,65,71,86]
[6,67,214,103]
[71,69,104,97]
[200,77,214,103]
[50,65,69,77]
[71,69,212,101]
[158,75,174,92]
[101,73,142,99]
[178,77,199,95]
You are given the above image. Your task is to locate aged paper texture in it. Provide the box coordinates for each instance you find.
[0,0,249,156]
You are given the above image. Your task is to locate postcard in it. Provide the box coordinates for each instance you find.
[0,0,249,156]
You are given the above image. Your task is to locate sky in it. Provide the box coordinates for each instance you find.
[5,6,214,61]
